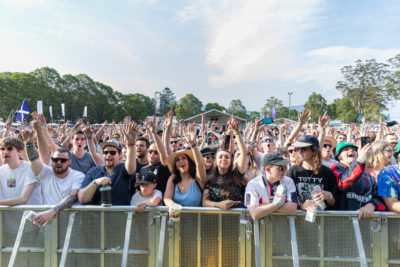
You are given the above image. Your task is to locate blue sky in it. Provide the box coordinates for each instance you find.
[1,0,399,117]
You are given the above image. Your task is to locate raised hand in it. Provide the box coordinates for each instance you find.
[298,109,310,124]
[82,121,94,137]
[21,129,36,143]
[184,123,197,146]
[122,121,138,145]
[318,111,331,130]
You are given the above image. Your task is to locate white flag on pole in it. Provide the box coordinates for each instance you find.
[37,100,43,114]
[61,103,65,117]
[83,106,87,118]
[49,106,53,118]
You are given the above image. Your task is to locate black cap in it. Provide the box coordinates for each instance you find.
[136,171,157,185]
[292,135,320,148]
[200,147,216,156]
[263,152,290,167]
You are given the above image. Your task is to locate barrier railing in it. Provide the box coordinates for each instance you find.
[1,205,399,267]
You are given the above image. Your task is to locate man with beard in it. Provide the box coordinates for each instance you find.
[23,130,84,226]
[136,136,149,173]
[78,122,137,205]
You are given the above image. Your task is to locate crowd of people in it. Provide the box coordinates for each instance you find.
[1,108,400,226]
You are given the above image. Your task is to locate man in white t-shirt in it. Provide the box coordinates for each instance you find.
[23,130,84,226]
[245,152,298,220]
[0,137,42,205]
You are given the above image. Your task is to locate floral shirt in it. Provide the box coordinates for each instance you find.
[378,164,400,200]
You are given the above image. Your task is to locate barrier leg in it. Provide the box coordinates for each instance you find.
[59,211,76,267]
[8,211,28,267]
[157,213,167,267]
[289,216,299,267]
[351,217,368,267]
[121,211,134,267]
[253,219,261,267]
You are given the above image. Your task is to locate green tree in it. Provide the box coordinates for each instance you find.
[249,111,260,122]
[276,106,298,120]
[159,87,176,115]
[261,96,283,117]
[304,92,327,122]
[336,59,396,120]
[205,102,225,112]
[327,102,337,120]
[334,97,358,123]
[120,94,148,122]
[175,94,203,119]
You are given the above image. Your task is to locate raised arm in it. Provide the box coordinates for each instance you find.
[62,120,84,149]
[184,123,207,185]
[22,130,43,176]
[146,117,169,166]
[82,122,104,166]
[318,111,331,147]
[122,121,137,175]
[228,117,248,174]
[96,121,108,142]
[285,109,310,146]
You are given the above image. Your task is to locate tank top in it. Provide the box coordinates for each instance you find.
[172,180,202,207]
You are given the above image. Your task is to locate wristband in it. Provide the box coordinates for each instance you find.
[329,192,333,200]
[92,180,98,187]
[273,202,278,209]
[278,199,284,207]
[87,135,93,140]
[126,143,134,147]
[191,143,197,148]
[213,202,215,207]
[358,156,367,163]
[52,206,59,213]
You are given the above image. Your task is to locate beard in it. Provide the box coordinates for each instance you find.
[52,164,69,175]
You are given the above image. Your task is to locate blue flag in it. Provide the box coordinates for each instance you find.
[359,114,362,122]
[15,100,30,122]
[387,113,390,121]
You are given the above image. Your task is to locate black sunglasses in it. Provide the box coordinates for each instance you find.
[148,150,159,155]
[51,158,69,163]
[103,151,117,156]
[205,155,214,160]
[0,146,14,151]
[288,149,295,154]
[323,144,332,148]
[262,138,274,143]
[170,141,178,144]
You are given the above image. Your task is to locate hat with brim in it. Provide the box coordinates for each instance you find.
[263,152,290,167]
[292,135,320,148]
[334,142,358,161]
[100,140,122,152]
[323,136,338,149]
[167,149,195,173]
[136,170,157,186]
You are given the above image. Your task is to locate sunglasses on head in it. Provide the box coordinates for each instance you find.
[0,146,14,151]
[103,151,117,156]
[170,141,178,144]
[51,158,69,163]
[262,138,274,143]
[323,144,332,148]
[148,150,159,155]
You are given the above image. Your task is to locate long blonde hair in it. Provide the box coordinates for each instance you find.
[368,141,391,171]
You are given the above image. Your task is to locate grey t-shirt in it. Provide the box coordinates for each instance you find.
[69,152,96,174]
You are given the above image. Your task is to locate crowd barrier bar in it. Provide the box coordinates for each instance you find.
[1,205,400,267]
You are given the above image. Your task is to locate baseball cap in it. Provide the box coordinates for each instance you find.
[136,171,157,185]
[334,142,358,160]
[100,140,122,152]
[263,152,290,167]
[292,135,319,148]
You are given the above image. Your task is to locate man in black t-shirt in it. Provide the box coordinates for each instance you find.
[287,135,338,211]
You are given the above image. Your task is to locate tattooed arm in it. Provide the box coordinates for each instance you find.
[33,188,79,226]
[22,130,44,176]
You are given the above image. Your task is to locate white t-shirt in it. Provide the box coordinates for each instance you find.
[130,189,162,206]
[37,165,84,204]
[0,161,42,204]
[244,174,297,207]
[256,152,265,171]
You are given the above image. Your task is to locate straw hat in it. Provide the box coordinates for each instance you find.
[323,136,338,149]
[167,149,195,173]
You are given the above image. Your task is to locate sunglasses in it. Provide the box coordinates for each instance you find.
[103,151,117,156]
[205,155,214,160]
[295,147,311,152]
[262,138,274,143]
[0,146,14,151]
[148,150,159,155]
[170,141,178,144]
[288,149,295,154]
[323,144,332,148]
[51,158,69,163]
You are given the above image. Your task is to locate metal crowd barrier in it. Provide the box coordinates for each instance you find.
[1,205,400,266]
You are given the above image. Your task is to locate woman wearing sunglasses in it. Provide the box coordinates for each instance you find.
[202,118,248,209]
[367,141,394,181]
[287,135,338,212]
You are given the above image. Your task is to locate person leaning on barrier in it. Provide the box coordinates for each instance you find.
[286,135,338,212]
[377,142,400,212]
[131,171,162,212]
[22,130,84,226]
[78,122,137,205]
[245,152,298,220]
[0,137,42,206]
[330,142,386,219]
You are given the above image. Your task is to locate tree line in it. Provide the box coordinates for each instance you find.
[1,53,399,123]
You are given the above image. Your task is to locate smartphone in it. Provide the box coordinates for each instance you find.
[207,134,212,145]
[386,121,398,127]
[262,118,273,125]
[360,136,371,147]
[224,135,231,149]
